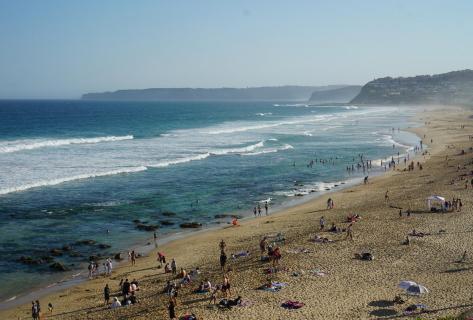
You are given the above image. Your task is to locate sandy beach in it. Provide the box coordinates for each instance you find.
[2,106,472,320]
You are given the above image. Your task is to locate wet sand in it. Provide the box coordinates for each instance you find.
[2,106,473,319]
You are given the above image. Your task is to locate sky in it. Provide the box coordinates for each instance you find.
[0,0,472,99]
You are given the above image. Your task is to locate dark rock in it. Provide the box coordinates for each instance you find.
[159,220,174,226]
[114,253,123,260]
[180,222,202,228]
[17,256,44,265]
[89,255,101,261]
[214,214,231,219]
[75,239,96,246]
[132,219,141,224]
[136,223,158,231]
[50,249,63,256]
[97,243,111,249]
[162,211,176,216]
[62,245,73,251]
[68,251,82,258]
[40,255,55,263]
[49,262,69,272]
[231,215,242,219]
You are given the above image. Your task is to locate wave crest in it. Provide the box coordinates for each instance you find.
[0,166,147,195]
[0,135,134,153]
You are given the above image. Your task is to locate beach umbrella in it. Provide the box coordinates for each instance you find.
[405,284,429,296]
[398,280,417,290]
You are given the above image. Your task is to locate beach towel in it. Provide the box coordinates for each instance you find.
[309,269,327,277]
[232,251,250,259]
[281,300,305,309]
[286,248,311,254]
[259,282,287,292]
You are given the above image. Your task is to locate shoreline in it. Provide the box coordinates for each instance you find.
[0,128,419,310]
[3,105,470,319]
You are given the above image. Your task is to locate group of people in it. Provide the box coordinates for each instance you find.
[253,201,269,216]
[87,257,113,278]
[106,278,140,309]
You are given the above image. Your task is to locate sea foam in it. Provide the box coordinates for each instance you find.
[0,135,134,153]
[0,166,147,195]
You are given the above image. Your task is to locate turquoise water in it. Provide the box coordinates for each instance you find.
[0,100,419,303]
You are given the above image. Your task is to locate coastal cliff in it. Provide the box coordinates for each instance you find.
[351,69,473,106]
[308,85,361,104]
[81,86,346,101]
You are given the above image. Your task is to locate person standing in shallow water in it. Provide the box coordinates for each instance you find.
[257,203,261,216]
[265,201,269,215]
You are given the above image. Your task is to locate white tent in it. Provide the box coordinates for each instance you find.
[427,195,446,210]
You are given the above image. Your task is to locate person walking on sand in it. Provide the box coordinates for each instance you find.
[385,190,389,203]
[320,216,325,230]
[104,283,110,305]
[265,201,269,215]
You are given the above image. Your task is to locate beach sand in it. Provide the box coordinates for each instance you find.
[2,106,472,319]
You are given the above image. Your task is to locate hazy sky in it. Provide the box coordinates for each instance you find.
[0,0,472,99]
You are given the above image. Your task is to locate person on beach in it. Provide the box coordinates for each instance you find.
[164,262,172,273]
[122,279,131,297]
[220,251,227,271]
[32,301,38,320]
[158,252,166,266]
[154,231,158,247]
[346,223,354,241]
[222,275,231,297]
[257,203,262,216]
[219,239,226,252]
[168,297,177,319]
[265,201,269,215]
[320,216,325,230]
[131,250,137,266]
[47,302,53,315]
[260,237,267,255]
[210,286,219,305]
[253,206,257,217]
[385,190,389,203]
[104,284,110,305]
[110,297,121,309]
[171,259,177,275]
[34,300,41,320]
[272,246,282,267]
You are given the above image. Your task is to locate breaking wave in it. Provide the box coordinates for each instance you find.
[0,135,134,154]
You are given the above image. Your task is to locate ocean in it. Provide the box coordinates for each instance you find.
[0,100,420,304]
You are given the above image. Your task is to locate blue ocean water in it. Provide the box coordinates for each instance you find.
[0,100,419,302]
